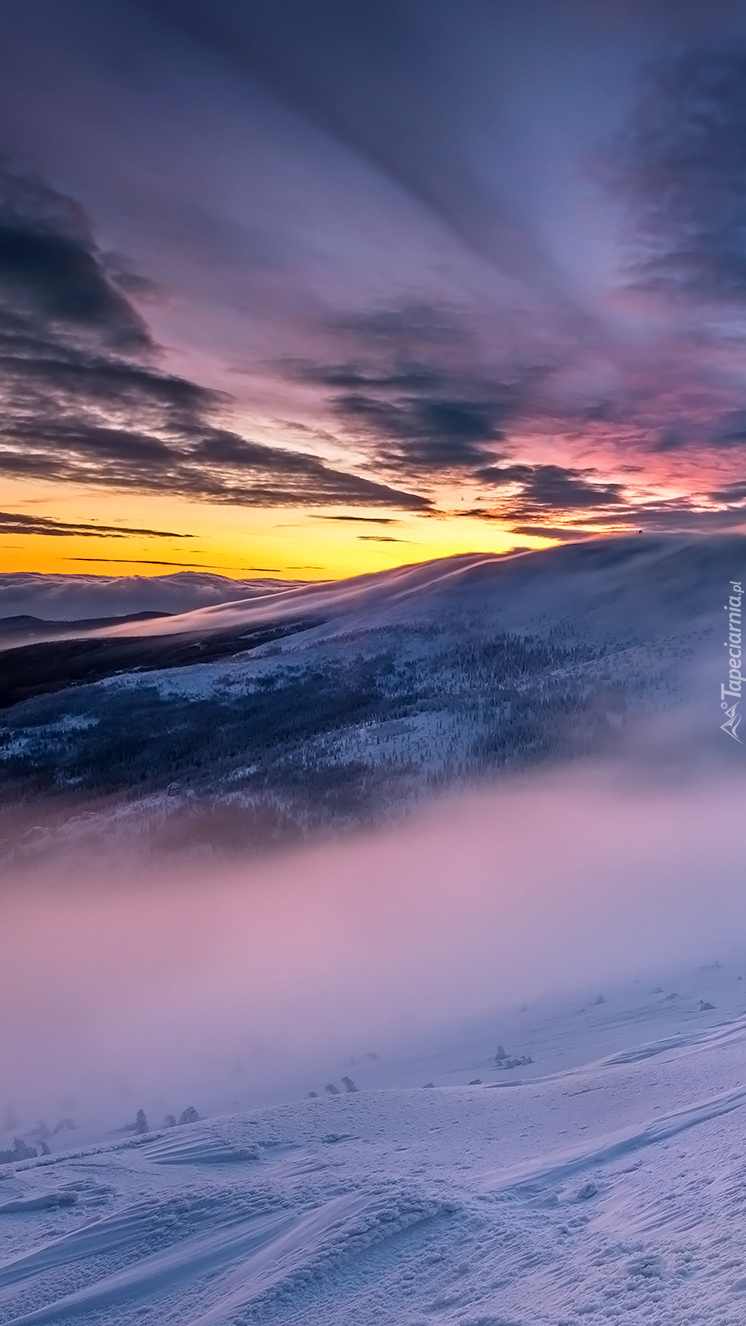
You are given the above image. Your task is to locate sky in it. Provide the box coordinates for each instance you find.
[3,1,746,579]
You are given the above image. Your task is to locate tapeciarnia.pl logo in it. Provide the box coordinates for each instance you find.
[721,579,743,743]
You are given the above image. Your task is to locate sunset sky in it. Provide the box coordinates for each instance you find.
[3,0,746,580]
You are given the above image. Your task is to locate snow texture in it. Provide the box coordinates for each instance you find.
[3,961,746,1324]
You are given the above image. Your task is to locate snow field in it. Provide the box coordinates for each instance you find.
[3,966,746,1323]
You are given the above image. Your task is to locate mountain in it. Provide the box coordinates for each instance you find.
[34,532,740,647]
[0,570,305,622]
[0,610,173,648]
[0,535,741,859]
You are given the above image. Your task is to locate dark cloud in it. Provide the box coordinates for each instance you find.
[649,410,746,453]
[509,525,598,539]
[714,412,746,446]
[291,304,543,477]
[707,479,746,503]
[611,48,746,304]
[331,392,505,470]
[510,486,746,533]
[474,463,626,514]
[504,482,746,533]
[308,515,400,524]
[453,508,504,521]
[447,459,729,533]
[0,510,191,538]
[357,535,410,542]
[0,161,431,511]
[65,557,227,567]
[569,509,746,533]
[0,158,150,350]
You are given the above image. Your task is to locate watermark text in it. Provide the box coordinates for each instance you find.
[721,580,743,742]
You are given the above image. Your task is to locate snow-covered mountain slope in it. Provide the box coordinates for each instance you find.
[64,532,746,648]
[6,532,741,649]
[0,611,175,649]
[0,572,304,623]
[0,535,741,857]
[2,960,746,1326]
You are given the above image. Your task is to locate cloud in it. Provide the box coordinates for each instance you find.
[5,149,736,528]
[294,299,746,485]
[0,158,150,350]
[473,463,627,516]
[64,557,227,567]
[0,511,192,538]
[7,14,746,535]
[0,161,432,512]
[509,525,598,539]
[357,534,410,542]
[131,0,570,298]
[330,392,505,471]
[713,412,746,447]
[708,479,746,503]
[454,464,746,534]
[510,488,746,534]
[610,48,746,304]
[290,304,548,478]
[309,515,400,524]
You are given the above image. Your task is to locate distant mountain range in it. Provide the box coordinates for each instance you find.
[0,570,306,623]
[1,535,742,860]
[0,610,173,648]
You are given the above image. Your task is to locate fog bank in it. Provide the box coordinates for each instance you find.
[3,758,745,1134]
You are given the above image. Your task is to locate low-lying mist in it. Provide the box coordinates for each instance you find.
[4,736,746,1140]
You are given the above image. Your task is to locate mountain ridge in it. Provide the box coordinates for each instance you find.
[0,570,308,623]
[0,534,741,860]
[68,533,746,649]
